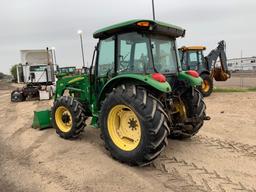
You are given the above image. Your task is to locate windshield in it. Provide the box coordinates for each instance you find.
[151,35,178,73]
[117,32,178,74]
[118,32,154,73]
[180,50,206,71]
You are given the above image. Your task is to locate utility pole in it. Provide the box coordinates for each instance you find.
[240,49,244,87]
[152,0,156,20]
[78,30,86,68]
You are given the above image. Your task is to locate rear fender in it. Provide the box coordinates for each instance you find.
[178,71,203,87]
[97,73,172,107]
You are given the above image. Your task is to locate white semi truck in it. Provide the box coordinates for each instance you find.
[11,48,56,102]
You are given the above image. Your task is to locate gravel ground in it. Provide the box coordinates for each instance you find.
[0,83,255,192]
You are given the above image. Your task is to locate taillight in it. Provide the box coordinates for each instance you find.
[186,70,199,78]
[151,73,166,82]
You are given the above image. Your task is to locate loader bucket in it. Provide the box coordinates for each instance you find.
[32,109,52,130]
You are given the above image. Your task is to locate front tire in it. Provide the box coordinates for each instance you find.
[100,84,169,166]
[52,96,86,139]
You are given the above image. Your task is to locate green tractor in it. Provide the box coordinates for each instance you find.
[35,19,210,166]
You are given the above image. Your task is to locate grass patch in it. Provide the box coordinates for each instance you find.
[213,87,256,92]
[248,87,256,91]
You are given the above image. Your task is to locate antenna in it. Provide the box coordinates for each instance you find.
[152,0,156,20]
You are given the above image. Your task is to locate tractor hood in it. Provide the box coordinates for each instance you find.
[93,19,186,39]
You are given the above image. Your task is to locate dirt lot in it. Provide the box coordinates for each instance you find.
[0,82,256,192]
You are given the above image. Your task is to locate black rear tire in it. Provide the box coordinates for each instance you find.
[52,96,86,139]
[199,74,213,97]
[170,88,206,139]
[100,84,169,166]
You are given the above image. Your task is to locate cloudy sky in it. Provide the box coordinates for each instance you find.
[0,0,255,74]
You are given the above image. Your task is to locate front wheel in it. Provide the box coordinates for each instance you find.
[199,74,213,97]
[52,96,86,139]
[100,84,169,166]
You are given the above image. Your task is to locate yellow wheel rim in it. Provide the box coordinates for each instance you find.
[174,100,187,121]
[202,80,210,92]
[55,106,73,133]
[107,105,141,151]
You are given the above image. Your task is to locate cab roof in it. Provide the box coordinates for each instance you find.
[93,19,186,39]
[179,46,206,51]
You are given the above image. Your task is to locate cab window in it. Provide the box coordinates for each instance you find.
[188,51,198,70]
[98,37,115,76]
[118,32,153,73]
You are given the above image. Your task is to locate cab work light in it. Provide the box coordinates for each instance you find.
[136,21,150,27]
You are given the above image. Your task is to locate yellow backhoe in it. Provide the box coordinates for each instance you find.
[179,41,230,96]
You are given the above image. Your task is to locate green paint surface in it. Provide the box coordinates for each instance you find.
[178,71,203,86]
[93,19,185,38]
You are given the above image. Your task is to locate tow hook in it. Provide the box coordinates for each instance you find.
[204,116,211,121]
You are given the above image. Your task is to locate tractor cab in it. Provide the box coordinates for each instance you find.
[179,46,207,73]
[95,31,179,75]
[92,19,202,94]
[93,21,185,76]
[56,66,77,78]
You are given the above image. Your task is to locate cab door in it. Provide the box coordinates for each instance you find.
[95,36,115,96]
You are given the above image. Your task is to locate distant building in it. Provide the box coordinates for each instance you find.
[223,57,256,71]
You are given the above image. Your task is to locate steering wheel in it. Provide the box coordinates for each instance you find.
[118,53,130,72]
[118,61,129,72]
